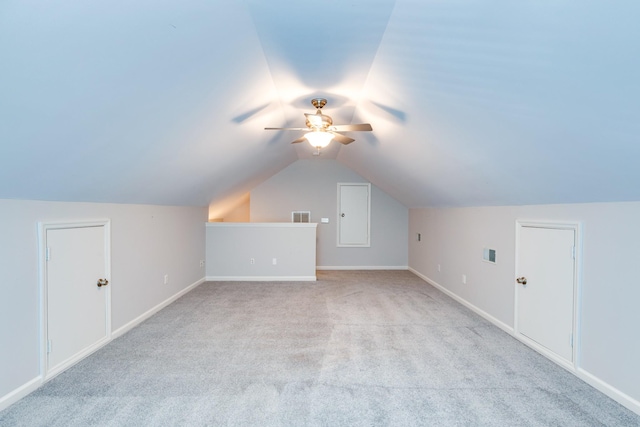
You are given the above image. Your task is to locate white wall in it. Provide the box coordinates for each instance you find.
[409,202,640,412]
[208,193,251,222]
[0,199,206,406]
[205,223,317,280]
[251,159,408,268]
[222,194,251,222]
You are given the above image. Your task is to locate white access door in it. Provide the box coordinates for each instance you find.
[337,183,370,247]
[46,224,110,377]
[516,224,576,364]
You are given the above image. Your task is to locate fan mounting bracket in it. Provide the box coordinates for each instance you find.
[311,98,327,110]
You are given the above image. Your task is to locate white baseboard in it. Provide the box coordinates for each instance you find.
[206,276,316,282]
[112,277,205,340]
[1,277,206,413]
[577,368,640,415]
[5,272,637,418]
[45,336,111,382]
[0,376,41,412]
[409,267,640,417]
[409,268,513,334]
[316,266,408,271]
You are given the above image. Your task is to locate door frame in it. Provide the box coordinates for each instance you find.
[38,219,112,381]
[514,220,582,371]
[336,182,371,247]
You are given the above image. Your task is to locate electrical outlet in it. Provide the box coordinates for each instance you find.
[462,274,467,284]
[250,258,255,265]
[199,260,204,268]
[438,264,441,272]
[164,274,169,285]
[272,258,277,265]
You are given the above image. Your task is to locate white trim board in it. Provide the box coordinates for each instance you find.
[205,222,318,228]
[408,268,640,417]
[0,376,41,413]
[409,268,513,334]
[1,276,206,413]
[112,277,205,340]
[577,368,640,415]
[317,266,408,271]
[206,276,316,282]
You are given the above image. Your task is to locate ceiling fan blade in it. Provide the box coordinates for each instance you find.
[331,133,355,145]
[291,136,307,144]
[264,127,308,131]
[332,123,373,132]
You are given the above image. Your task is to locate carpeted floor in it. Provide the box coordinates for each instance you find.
[2,270,639,426]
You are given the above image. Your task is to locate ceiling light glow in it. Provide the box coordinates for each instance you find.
[304,131,334,149]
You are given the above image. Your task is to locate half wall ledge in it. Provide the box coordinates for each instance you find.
[205,222,317,281]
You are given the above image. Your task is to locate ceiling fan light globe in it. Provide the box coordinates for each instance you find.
[304,131,334,149]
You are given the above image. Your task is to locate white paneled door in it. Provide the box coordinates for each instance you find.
[516,224,577,364]
[45,224,110,377]
[337,183,371,247]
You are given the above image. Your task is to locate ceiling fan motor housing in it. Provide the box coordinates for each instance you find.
[264,97,371,147]
[305,113,332,130]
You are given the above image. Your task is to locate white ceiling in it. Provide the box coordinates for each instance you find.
[1,1,639,209]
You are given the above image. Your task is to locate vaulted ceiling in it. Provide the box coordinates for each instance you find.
[1,1,639,210]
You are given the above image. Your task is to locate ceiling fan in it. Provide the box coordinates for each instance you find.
[265,98,372,153]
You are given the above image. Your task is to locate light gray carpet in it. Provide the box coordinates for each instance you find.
[2,270,639,426]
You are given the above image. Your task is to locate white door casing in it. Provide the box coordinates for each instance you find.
[515,221,579,368]
[40,220,111,379]
[337,183,371,247]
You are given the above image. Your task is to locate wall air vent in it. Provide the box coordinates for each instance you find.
[291,211,311,223]
[483,248,497,264]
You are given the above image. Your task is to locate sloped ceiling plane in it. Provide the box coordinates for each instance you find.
[1,1,639,209]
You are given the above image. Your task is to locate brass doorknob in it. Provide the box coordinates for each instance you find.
[516,277,527,285]
[97,278,109,287]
